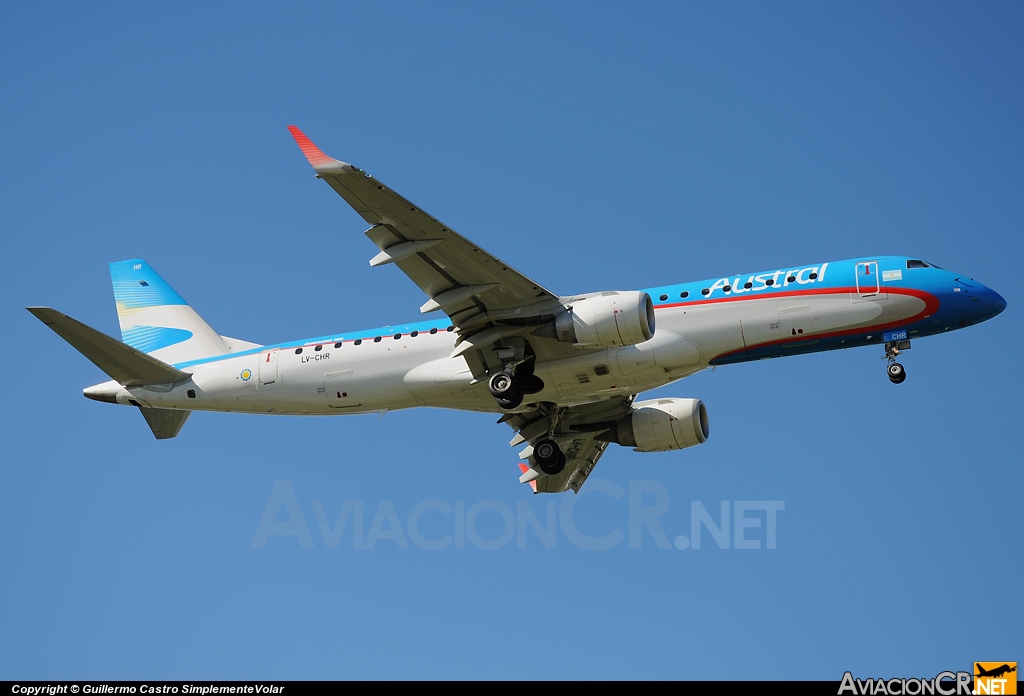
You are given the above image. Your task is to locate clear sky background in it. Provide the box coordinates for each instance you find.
[2,2,1021,680]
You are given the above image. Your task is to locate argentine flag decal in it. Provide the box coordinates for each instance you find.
[121,325,194,353]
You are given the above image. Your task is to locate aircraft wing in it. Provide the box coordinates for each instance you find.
[504,396,634,493]
[289,127,574,374]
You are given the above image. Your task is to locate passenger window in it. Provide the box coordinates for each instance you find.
[723,285,732,292]
[394,334,402,340]
[410,331,418,338]
[295,348,302,355]
[680,291,689,298]
[766,279,774,286]
[374,336,382,343]
[659,294,668,301]
[334,342,342,348]
[701,288,710,295]
[744,282,752,289]
[429,328,438,335]
[787,275,796,282]
[354,339,362,346]
[809,272,818,280]
[315,345,322,352]
[446,326,455,332]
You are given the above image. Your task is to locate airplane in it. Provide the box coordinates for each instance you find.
[976,664,1016,679]
[28,127,1007,493]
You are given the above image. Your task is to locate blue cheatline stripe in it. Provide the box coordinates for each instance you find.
[122,326,194,353]
[171,317,458,369]
[109,259,188,310]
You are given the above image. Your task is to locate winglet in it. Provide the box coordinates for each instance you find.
[287,126,357,175]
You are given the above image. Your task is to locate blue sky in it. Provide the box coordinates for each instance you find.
[2,2,1021,680]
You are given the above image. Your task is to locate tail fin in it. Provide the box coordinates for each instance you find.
[110,259,231,364]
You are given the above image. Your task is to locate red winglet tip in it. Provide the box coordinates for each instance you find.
[287,125,334,168]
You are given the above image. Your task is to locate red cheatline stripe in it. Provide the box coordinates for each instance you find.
[655,285,900,309]
[709,287,940,362]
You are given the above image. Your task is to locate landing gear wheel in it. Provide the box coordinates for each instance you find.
[534,439,565,475]
[887,362,906,384]
[490,371,522,409]
[496,389,524,410]
[543,452,567,476]
[488,371,518,399]
[519,375,545,395]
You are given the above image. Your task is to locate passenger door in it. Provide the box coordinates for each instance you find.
[856,262,880,298]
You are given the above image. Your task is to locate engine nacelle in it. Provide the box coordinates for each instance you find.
[600,398,709,452]
[549,291,655,348]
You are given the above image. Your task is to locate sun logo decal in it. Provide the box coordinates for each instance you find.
[240,369,252,381]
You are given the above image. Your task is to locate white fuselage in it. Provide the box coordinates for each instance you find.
[108,265,939,417]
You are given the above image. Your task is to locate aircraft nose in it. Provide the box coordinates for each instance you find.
[986,286,1007,315]
[973,283,1007,321]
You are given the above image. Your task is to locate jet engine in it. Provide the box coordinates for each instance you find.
[598,398,709,452]
[539,291,655,348]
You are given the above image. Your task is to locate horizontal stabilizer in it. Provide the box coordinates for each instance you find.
[27,307,189,387]
[138,407,191,439]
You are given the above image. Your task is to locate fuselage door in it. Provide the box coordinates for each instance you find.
[779,304,814,339]
[326,369,360,407]
[856,262,880,297]
[259,350,279,384]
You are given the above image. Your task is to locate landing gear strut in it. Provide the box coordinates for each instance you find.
[533,438,566,475]
[884,340,909,384]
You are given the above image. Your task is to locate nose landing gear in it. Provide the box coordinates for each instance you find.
[883,339,910,384]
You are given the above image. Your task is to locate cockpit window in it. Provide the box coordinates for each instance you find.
[906,260,930,269]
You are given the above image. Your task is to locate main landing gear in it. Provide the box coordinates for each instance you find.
[532,438,566,476]
[488,340,545,410]
[884,340,909,384]
[488,370,523,409]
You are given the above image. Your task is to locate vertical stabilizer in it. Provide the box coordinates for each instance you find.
[109,259,229,364]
